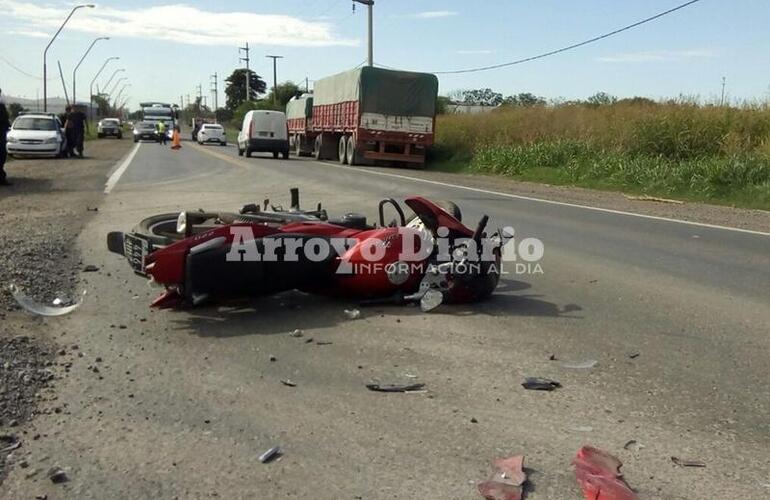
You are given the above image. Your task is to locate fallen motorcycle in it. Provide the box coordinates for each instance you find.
[107,189,507,311]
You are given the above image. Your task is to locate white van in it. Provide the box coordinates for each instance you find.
[237,110,290,159]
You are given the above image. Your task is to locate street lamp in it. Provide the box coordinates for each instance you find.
[114,84,131,108]
[90,57,119,120]
[102,68,125,94]
[72,36,109,105]
[107,77,127,97]
[43,3,95,111]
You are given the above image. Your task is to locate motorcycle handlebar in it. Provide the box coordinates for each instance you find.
[473,215,489,246]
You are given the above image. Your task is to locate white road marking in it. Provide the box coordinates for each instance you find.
[318,161,770,237]
[104,142,141,194]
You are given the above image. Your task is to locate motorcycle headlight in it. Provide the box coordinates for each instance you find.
[176,211,187,234]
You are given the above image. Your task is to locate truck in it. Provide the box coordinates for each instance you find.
[140,102,177,140]
[287,66,439,167]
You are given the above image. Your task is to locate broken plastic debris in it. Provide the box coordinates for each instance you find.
[623,440,644,452]
[477,455,527,500]
[344,309,361,320]
[258,446,281,463]
[366,383,425,393]
[10,285,85,317]
[562,359,598,370]
[289,329,303,338]
[671,456,706,468]
[574,446,638,500]
[280,379,297,387]
[522,377,561,391]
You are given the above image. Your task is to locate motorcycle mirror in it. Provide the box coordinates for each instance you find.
[176,211,187,234]
[420,289,444,313]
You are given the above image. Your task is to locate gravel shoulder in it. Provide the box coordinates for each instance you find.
[0,138,133,483]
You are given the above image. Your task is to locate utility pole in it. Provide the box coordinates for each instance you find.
[305,77,309,93]
[239,42,251,102]
[352,0,374,66]
[720,76,727,107]
[211,72,219,111]
[266,55,283,104]
[57,61,70,106]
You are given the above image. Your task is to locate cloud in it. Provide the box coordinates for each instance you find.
[597,49,717,63]
[457,49,494,55]
[407,11,459,19]
[0,1,357,47]
[8,29,50,38]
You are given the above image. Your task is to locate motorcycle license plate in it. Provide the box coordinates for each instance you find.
[124,233,152,275]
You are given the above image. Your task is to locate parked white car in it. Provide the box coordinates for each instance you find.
[6,114,67,158]
[97,118,123,139]
[237,110,289,159]
[197,123,226,146]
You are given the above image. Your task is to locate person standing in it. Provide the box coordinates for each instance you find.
[0,89,11,186]
[72,105,87,157]
[64,106,77,158]
[156,120,167,145]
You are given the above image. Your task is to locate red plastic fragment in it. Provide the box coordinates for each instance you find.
[150,289,183,309]
[478,455,526,500]
[573,446,638,500]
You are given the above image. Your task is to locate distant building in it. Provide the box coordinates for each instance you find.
[446,103,500,115]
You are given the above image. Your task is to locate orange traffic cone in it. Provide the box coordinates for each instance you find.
[171,129,181,150]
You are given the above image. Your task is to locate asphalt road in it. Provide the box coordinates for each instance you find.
[3,138,769,499]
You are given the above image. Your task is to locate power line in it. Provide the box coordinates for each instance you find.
[432,0,704,75]
[0,55,55,81]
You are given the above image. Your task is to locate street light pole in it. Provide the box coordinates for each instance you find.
[73,36,108,105]
[107,77,127,97]
[90,57,119,120]
[103,69,125,94]
[352,0,374,66]
[114,84,130,109]
[266,55,284,104]
[43,3,95,112]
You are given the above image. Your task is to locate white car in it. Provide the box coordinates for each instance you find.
[197,123,226,146]
[6,114,67,158]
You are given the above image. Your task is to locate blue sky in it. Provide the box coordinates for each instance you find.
[1,0,769,108]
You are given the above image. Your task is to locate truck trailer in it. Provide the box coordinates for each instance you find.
[287,66,439,167]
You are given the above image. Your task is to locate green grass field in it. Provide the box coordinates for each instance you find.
[430,101,770,210]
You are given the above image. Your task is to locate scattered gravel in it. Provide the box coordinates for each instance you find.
[0,335,55,481]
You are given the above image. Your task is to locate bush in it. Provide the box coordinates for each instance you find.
[437,100,770,206]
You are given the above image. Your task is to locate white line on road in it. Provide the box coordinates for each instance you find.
[319,162,770,237]
[104,142,141,194]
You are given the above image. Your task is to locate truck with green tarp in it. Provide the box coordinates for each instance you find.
[287,66,439,166]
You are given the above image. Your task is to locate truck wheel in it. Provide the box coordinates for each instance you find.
[346,136,360,166]
[294,137,303,156]
[338,136,348,165]
[314,135,323,160]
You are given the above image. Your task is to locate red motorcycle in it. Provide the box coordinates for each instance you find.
[107,189,505,311]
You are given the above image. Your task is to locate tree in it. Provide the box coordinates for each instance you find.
[225,69,267,110]
[458,88,503,106]
[503,93,546,107]
[8,102,26,120]
[264,81,301,109]
[586,92,617,107]
[436,96,451,114]
[91,94,112,117]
